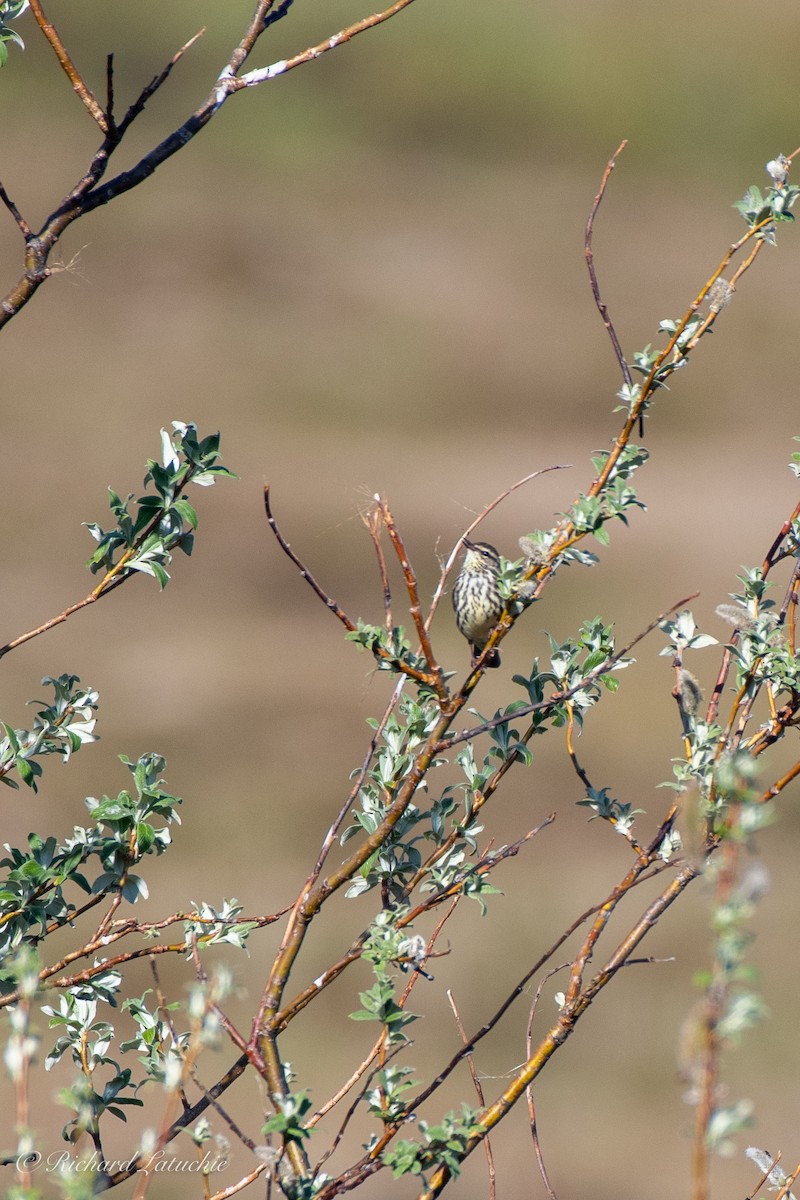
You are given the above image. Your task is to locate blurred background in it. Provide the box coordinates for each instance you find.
[1,1,800,1197]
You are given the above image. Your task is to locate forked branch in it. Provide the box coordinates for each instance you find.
[0,0,418,329]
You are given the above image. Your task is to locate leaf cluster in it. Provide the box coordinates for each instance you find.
[85,422,235,590]
[0,0,27,67]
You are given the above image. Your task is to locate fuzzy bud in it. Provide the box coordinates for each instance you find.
[518,535,549,566]
[715,603,753,630]
[765,154,790,188]
[708,278,733,314]
[678,669,703,716]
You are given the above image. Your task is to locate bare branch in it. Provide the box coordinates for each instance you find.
[28,0,109,132]
[448,989,496,1200]
[264,485,358,632]
[427,463,570,629]
[231,0,419,89]
[0,1,417,330]
[585,140,632,395]
[0,181,33,238]
[526,968,566,1200]
[377,496,449,703]
[362,501,394,635]
[117,28,206,137]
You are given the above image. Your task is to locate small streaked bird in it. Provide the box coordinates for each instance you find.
[452,539,504,668]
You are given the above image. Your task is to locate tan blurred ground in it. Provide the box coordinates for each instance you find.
[1,2,800,1198]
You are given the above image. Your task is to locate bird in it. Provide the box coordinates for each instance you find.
[452,539,504,668]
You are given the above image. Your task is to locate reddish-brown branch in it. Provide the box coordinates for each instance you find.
[757,759,800,804]
[28,0,109,132]
[378,496,449,703]
[559,213,776,528]
[263,486,438,690]
[229,0,419,90]
[206,1162,272,1200]
[0,460,200,661]
[0,571,128,661]
[762,499,800,575]
[363,502,394,635]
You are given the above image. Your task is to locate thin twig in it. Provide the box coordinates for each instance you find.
[378,496,448,702]
[105,54,115,133]
[363,502,393,635]
[0,181,33,238]
[757,759,800,804]
[428,465,570,629]
[264,486,437,688]
[207,1163,272,1200]
[745,1153,784,1200]
[585,141,633,403]
[118,29,206,137]
[28,0,109,132]
[775,1163,800,1200]
[1,3,416,330]
[565,704,645,854]
[0,573,125,661]
[148,959,192,1114]
[0,452,209,660]
[263,487,359,633]
[526,967,566,1200]
[447,989,496,1200]
[231,0,419,89]
[569,215,775,514]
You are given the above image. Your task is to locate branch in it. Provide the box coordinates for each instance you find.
[0,1,417,330]
[229,0,419,89]
[363,502,394,635]
[447,989,496,1200]
[440,590,699,751]
[0,571,128,662]
[377,496,449,703]
[117,29,206,138]
[28,0,109,132]
[418,859,703,1200]
[219,0,280,79]
[427,464,570,630]
[584,140,632,395]
[0,181,32,238]
[0,457,201,661]
[526,968,565,1200]
[263,486,438,688]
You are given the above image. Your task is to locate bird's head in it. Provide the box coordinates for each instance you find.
[461,539,501,574]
